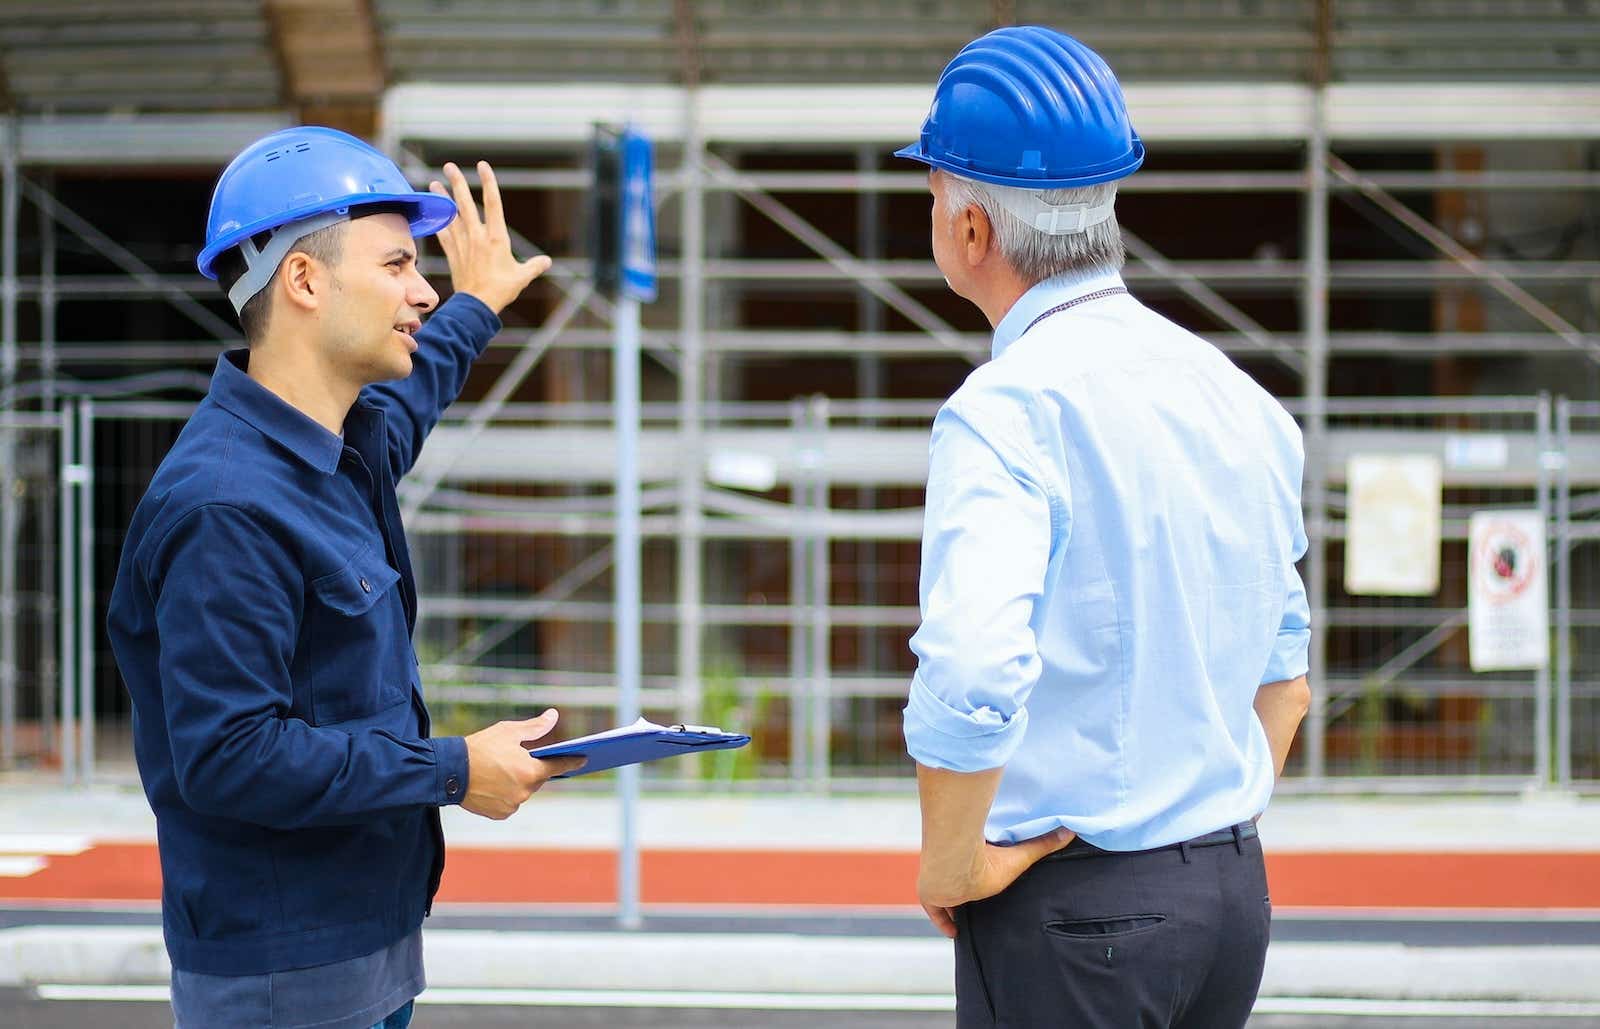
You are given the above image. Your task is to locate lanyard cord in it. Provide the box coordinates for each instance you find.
[1021,287,1129,336]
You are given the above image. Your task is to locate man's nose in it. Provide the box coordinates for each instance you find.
[410,270,440,314]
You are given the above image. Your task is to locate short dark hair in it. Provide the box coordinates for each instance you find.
[214,203,416,345]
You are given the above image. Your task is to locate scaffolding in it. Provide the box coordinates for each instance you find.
[1,64,1599,786]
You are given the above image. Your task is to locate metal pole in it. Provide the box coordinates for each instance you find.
[856,145,885,685]
[1302,88,1330,783]
[77,397,94,782]
[809,396,831,792]
[40,171,58,767]
[676,99,706,726]
[1554,397,1572,787]
[1535,394,1553,785]
[0,113,17,769]
[788,399,809,786]
[58,400,76,784]
[615,294,643,930]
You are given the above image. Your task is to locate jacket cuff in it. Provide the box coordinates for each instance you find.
[430,735,470,806]
[439,292,503,354]
[902,672,1027,773]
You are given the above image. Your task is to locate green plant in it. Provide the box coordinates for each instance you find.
[697,655,769,785]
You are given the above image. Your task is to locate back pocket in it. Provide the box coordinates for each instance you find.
[1045,913,1166,939]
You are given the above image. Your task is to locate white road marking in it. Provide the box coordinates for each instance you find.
[0,834,91,856]
[0,857,47,878]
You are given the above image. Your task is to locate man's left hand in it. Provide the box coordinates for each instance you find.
[918,829,1075,940]
[430,160,552,315]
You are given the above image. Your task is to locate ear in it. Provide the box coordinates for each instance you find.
[277,251,324,315]
[960,204,994,269]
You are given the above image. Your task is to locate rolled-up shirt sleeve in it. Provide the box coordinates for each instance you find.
[904,397,1057,773]
[1262,496,1312,684]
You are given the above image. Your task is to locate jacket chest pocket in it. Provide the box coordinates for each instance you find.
[307,543,410,725]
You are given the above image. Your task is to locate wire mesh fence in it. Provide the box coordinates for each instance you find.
[1559,399,1600,785]
[1304,398,1552,786]
[4,392,1594,793]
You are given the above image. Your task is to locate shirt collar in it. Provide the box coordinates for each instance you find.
[990,268,1127,360]
[208,350,345,475]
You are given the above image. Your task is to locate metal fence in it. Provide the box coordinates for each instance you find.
[5,393,1597,792]
[1558,399,1600,785]
[1294,397,1555,790]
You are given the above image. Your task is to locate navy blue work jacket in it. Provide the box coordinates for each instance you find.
[108,294,498,976]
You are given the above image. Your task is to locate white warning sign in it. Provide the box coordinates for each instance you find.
[1468,511,1549,672]
[1344,454,1442,596]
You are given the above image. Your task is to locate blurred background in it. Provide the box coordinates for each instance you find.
[0,0,1597,804]
[3,2,1600,1024]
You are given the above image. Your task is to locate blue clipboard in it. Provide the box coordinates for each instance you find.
[529,718,751,778]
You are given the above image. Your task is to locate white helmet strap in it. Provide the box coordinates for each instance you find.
[227,209,351,315]
[987,188,1116,236]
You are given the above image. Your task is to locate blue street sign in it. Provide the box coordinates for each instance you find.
[620,129,657,303]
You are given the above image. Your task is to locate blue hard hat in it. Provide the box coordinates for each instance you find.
[196,125,456,280]
[896,26,1144,189]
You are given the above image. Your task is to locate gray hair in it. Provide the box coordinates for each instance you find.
[941,175,1125,286]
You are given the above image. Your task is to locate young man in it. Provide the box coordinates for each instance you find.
[107,126,583,1029]
[898,28,1313,1028]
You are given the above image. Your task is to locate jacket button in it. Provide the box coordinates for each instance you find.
[445,776,460,797]
[359,578,371,593]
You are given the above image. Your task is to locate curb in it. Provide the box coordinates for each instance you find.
[2,927,1598,1002]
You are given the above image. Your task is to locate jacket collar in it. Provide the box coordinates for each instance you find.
[208,350,345,475]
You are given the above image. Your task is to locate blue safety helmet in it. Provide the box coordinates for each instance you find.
[197,126,456,311]
[896,26,1144,190]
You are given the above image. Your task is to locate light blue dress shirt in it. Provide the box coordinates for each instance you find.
[903,269,1310,852]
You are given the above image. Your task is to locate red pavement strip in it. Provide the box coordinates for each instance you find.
[2,843,1599,909]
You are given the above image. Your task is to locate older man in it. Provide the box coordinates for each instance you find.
[898,27,1312,1028]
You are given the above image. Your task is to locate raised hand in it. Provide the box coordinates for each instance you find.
[429,160,553,315]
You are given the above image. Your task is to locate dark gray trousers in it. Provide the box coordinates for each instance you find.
[954,826,1271,1028]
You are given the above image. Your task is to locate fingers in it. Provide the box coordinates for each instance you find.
[441,162,480,229]
[922,903,958,940]
[528,755,586,785]
[522,254,553,280]
[477,161,506,236]
[1024,832,1075,864]
[1005,827,1076,869]
[515,709,560,746]
[428,181,461,262]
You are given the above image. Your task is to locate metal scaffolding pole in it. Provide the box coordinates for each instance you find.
[20,179,236,343]
[1303,87,1331,783]
[855,144,886,680]
[1535,394,1553,785]
[788,399,810,787]
[1,113,17,768]
[39,171,57,767]
[399,287,587,521]
[614,292,643,931]
[58,400,76,784]
[1325,157,1600,367]
[76,398,95,781]
[1555,397,1573,787]
[700,153,982,363]
[676,96,706,726]
[808,396,832,792]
